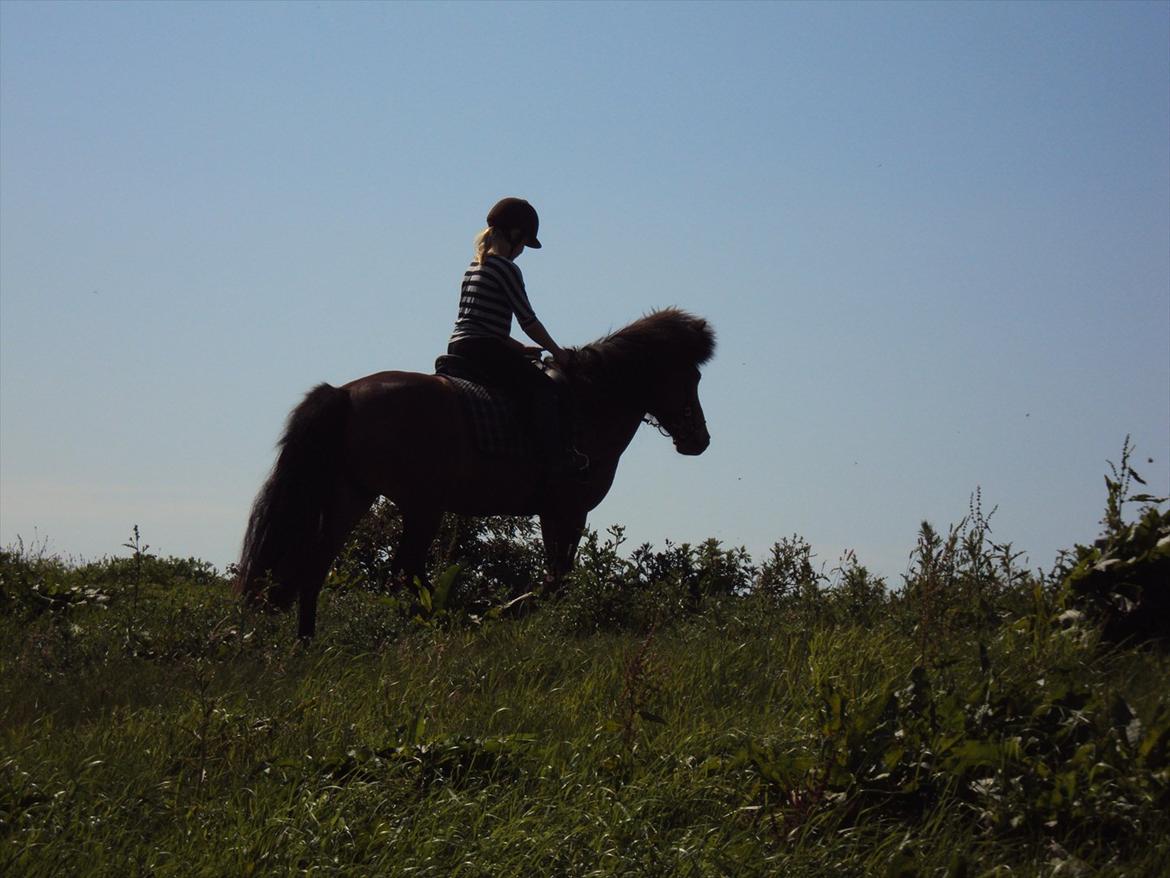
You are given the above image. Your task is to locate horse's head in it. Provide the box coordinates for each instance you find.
[572,309,715,456]
[646,363,710,455]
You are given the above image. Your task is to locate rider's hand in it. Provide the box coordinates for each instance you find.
[551,347,572,369]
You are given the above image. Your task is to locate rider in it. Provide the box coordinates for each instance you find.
[447,197,583,473]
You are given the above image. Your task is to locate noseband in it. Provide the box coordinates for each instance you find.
[643,405,703,447]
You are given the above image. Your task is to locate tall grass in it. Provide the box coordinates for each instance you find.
[2,469,1167,876]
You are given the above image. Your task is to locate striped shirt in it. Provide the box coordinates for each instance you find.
[449,255,538,344]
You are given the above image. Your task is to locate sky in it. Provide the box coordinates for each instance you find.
[2,0,1168,584]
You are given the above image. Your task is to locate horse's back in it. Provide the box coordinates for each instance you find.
[342,369,462,432]
[339,370,468,499]
[343,369,447,395]
[338,368,545,514]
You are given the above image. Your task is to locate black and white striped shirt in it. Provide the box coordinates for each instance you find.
[448,255,538,343]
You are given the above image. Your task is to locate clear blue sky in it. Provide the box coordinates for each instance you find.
[2,0,1167,583]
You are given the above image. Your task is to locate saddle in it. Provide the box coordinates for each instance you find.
[434,353,544,459]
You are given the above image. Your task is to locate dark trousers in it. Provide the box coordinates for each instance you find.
[447,336,565,460]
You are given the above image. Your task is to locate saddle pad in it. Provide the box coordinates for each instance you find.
[443,376,530,459]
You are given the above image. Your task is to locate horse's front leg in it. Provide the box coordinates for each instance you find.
[392,505,442,595]
[540,509,587,594]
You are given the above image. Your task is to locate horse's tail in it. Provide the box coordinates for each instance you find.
[235,383,351,610]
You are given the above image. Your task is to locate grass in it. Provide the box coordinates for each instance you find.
[2,500,1168,876]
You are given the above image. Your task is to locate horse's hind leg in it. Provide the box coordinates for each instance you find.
[297,482,375,639]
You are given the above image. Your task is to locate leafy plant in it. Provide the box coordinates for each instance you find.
[1059,440,1170,645]
[332,500,544,613]
[752,534,825,607]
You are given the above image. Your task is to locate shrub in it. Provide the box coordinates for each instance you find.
[892,491,1039,661]
[1059,441,1169,645]
[332,500,544,612]
[547,527,756,634]
[826,550,887,625]
[752,534,824,607]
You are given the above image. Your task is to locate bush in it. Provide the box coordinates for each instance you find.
[546,527,758,634]
[1059,442,1169,644]
[752,534,824,607]
[332,500,544,612]
[826,550,887,625]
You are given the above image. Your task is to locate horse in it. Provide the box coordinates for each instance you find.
[234,308,715,637]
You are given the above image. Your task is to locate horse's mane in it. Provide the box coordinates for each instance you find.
[569,308,715,391]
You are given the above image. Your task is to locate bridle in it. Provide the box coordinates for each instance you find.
[643,404,703,447]
[642,413,671,437]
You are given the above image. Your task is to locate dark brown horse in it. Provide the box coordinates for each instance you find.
[235,308,715,637]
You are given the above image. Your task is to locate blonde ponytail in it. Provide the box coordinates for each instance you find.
[473,226,522,262]
[473,227,495,262]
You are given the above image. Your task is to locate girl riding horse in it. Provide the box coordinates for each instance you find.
[446,197,582,473]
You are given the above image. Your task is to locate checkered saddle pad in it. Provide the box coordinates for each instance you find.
[438,372,532,459]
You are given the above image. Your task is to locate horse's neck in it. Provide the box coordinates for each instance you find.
[594,408,643,458]
[575,386,645,463]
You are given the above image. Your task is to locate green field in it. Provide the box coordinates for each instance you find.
[2,474,1167,876]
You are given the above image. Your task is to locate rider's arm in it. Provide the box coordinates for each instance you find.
[523,319,569,367]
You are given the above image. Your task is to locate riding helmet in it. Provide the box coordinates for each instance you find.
[486,197,541,249]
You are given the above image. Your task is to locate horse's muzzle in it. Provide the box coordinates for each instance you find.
[674,426,710,456]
